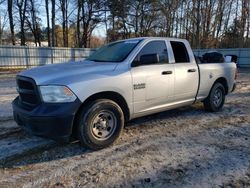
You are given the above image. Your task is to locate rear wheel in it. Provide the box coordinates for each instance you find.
[76,99,124,150]
[203,82,225,112]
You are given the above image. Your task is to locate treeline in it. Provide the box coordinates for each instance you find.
[0,0,249,48]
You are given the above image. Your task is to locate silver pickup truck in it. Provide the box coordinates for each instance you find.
[13,37,237,150]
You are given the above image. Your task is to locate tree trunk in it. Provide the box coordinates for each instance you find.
[65,0,68,47]
[215,0,225,41]
[17,0,27,46]
[224,0,233,32]
[8,0,15,45]
[51,0,55,46]
[104,4,108,43]
[30,0,37,46]
[240,0,248,47]
[45,0,51,46]
[246,1,250,45]
[60,0,65,47]
[76,0,81,47]
[195,0,201,48]
[0,14,2,44]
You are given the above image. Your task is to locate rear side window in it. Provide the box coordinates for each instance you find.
[170,41,190,63]
[136,41,169,64]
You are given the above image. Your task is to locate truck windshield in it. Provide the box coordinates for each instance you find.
[87,39,142,62]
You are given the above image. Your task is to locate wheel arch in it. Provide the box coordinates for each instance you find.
[214,77,229,94]
[74,91,130,124]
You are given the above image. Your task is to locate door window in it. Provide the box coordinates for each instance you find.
[134,41,169,65]
[170,41,190,63]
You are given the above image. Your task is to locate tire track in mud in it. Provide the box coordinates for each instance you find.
[0,120,20,139]
[222,171,250,188]
[0,74,16,121]
[0,120,57,166]
[0,134,57,166]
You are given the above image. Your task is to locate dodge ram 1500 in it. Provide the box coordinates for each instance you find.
[12,37,237,150]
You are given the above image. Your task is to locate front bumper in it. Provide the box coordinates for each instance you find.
[12,97,81,142]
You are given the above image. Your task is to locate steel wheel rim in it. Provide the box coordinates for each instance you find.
[213,88,223,107]
[90,110,117,141]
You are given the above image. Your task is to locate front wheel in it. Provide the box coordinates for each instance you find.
[203,82,226,112]
[76,99,124,150]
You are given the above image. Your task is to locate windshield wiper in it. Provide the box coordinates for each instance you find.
[88,59,120,63]
[88,59,110,62]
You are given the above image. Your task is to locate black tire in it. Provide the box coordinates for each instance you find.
[203,82,226,112]
[76,99,124,150]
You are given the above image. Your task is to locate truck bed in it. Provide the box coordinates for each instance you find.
[197,62,237,101]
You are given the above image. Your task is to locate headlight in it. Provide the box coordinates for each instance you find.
[39,85,77,103]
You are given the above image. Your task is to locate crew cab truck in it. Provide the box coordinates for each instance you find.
[12,37,237,150]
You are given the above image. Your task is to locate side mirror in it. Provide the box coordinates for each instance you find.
[132,53,159,67]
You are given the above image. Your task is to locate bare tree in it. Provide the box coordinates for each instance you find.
[76,0,82,47]
[2,0,249,48]
[26,0,42,46]
[15,0,28,45]
[223,0,233,32]
[51,0,55,46]
[77,0,104,47]
[59,0,68,47]
[0,1,9,44]
[240,0,248,47]
[45,0,51,46]
[246,0,250,44]
[8,0,15,45]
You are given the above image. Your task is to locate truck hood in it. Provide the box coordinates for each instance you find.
[18,60,118,85]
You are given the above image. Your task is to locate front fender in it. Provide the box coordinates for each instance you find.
[67,71,133,116]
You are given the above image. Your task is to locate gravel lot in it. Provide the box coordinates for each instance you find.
[0,74,17,120]
[0,70,249,188]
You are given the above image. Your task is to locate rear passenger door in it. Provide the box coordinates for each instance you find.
[170,41,199,103]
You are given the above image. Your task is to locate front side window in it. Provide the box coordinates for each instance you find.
[135,41,169,65]
[87,39,142,62]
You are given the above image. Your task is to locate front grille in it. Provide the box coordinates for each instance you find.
[19,93,38,104]
[16,76,40,108]
[17,79,34,90]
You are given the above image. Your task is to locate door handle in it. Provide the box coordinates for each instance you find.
[187,69,196,73]
[162,71,173,75]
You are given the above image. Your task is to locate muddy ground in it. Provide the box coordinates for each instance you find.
[0,70,249,188]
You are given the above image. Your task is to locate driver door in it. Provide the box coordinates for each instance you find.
[130,40,174,115]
